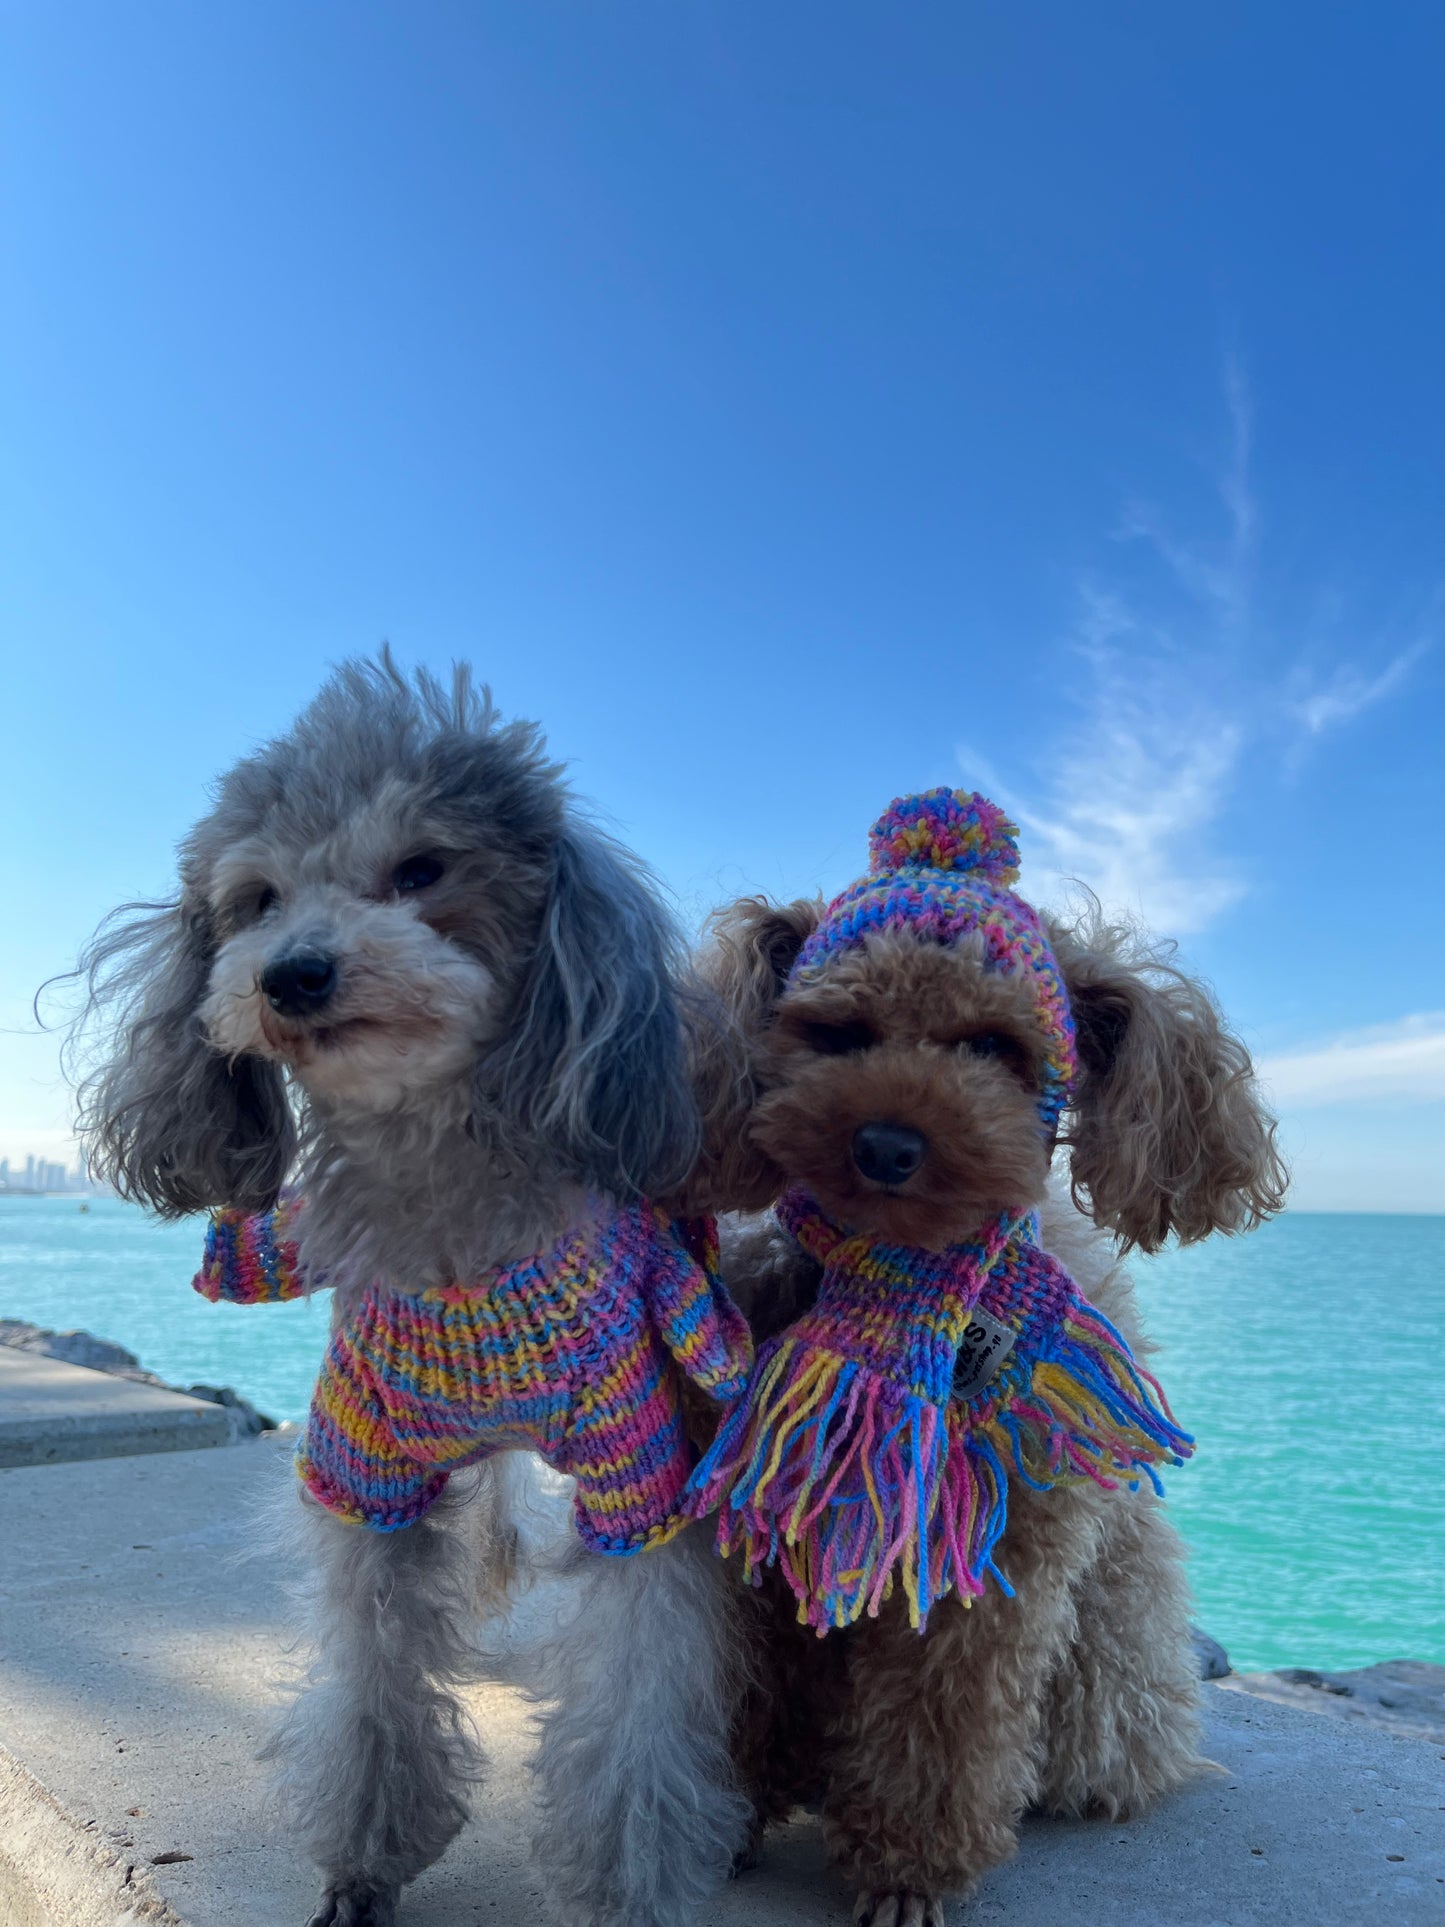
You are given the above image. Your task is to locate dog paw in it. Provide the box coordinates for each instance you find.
[307,1878,399,1927]
[729,1814,766,1878]
[852,1891,946,1927]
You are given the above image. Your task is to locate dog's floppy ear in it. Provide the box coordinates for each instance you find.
[1047,909,1287,1253]
[477,822,699,1199]
[72,895,295,1218]
[680,895,824,1214]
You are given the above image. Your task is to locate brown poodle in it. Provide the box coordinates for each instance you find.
[689,889,1286,1926]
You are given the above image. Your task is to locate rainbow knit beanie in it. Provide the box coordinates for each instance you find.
[791,790,1077,1136]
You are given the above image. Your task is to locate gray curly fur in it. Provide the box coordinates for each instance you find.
[477,817,703,1201]
[67,895,296,1217]
[65,652,729,1921]
[69,650,701,1239]
[270,1494,487,1914]
[520,1528,753,1927]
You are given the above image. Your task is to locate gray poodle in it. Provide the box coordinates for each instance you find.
[71,655,752,1927]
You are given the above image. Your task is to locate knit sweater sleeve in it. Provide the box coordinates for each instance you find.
[192,1201,314,1304]
[639,1213,753,1404]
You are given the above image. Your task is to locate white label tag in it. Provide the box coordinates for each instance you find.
[952,1308,1017,1401]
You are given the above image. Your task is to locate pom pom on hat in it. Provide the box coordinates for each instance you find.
[793,782,1075,1133]
[868,789,1020,888]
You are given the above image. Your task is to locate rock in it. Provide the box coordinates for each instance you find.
[183,1384,278,1436]
[1190,1625,1232,1679]
[1278,1667,1351,1696]
[1218,1660,1445,1743]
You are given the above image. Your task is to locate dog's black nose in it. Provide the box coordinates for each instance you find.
[261,949,338,1017]
[851,1122,927,1187]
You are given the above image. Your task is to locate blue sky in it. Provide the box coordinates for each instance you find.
[2,2,1441,1208]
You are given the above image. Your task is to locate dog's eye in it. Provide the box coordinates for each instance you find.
[393,853,446,894]
[800,1019,876,1056]
[237,885,279,924]
[962,1031,1027,1074]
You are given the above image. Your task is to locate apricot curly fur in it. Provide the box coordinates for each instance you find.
[702,890,1282,1914]
[677,896,823,1215]
[1047,899,1288,1253]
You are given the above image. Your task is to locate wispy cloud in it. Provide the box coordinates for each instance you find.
[961,649,1246,935]
[1112,351,1257,628]
[1287,638,1430,737]
[1258,1014,1445,1108]
[959,357,1429,936]
[960,363,1255,935]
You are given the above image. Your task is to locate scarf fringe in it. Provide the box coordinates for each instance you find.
[686,1298,1191,1635]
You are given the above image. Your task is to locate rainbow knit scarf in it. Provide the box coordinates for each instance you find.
[685,1186,1192,1633]
[195,1202,751,1553]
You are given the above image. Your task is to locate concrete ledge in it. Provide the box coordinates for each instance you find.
[0,1349,233,1468]
[1,1441,1442,1926]
[0,1741,183,1927]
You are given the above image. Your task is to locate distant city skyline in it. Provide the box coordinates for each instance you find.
[0,1151,101,1196]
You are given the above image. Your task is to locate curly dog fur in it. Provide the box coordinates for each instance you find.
[694,890,1286,1922]
[70,653,752,1927]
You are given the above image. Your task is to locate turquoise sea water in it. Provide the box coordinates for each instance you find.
[0,1196,334,1423]
[1,1196,1440,1673]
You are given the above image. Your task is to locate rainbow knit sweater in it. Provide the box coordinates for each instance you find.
[195,1202,752,1552]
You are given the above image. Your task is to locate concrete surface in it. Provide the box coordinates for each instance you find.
[0,1350,233,1469]
[0,1320,279,1439]
[1,1439,1442,1927]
